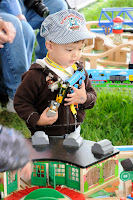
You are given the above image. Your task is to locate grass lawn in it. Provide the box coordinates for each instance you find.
[81,87,133,146]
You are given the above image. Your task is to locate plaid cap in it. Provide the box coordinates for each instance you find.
[40,9,95,44]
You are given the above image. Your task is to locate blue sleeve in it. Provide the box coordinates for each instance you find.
[1,0,22,16]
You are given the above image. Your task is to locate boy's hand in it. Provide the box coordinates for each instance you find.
[37,107,58,126]
[64,81,87,106]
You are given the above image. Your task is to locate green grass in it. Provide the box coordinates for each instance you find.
[80,0,133,23]
[81,87,133,146]
[0,107,30,138]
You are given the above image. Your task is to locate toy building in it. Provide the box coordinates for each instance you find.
[1,138,120,199]
[31,154,119,197]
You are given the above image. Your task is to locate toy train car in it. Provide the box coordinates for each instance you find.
[109,75,126,83]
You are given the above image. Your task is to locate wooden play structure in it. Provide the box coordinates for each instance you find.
[1,138,133,200]
[2,146,133,200]
[0,137,121,200]
[81,21,133,69]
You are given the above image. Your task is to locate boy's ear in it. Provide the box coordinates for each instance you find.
[45,41,53,52]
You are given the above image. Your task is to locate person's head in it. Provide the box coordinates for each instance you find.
[41,9,94,68]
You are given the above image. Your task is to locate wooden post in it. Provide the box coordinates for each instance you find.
[3,172,7,198]
[80,168,84,193]
[90,57,97,69]
[17,170,20,191]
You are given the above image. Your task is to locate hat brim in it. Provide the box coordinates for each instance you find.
[49,28,95,44]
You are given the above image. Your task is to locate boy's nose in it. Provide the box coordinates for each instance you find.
[72,51,78,57]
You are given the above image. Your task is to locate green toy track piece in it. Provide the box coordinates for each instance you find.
[24,188,65,200]
[36,197,58,200]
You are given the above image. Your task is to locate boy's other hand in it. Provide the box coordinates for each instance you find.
[64,81,87,106]
[37,107,58,126]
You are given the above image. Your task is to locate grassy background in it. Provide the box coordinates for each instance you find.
[0,0,133,146]
[81,87,133,146]
[80,0,133,22]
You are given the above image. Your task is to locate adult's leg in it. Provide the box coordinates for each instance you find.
[0,56,9,106]
[21,0,68,59]
[0,57,7,95]
[0,13,35,99]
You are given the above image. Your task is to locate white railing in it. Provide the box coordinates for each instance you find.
[66,0,97,10]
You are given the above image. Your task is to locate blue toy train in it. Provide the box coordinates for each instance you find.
[87,69,133,87]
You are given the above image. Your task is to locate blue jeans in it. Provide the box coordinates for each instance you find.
[19,0,68,59]
[0,13,35,99]
[0,0,68,99]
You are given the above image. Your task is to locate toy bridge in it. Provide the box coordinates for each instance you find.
[99,7,133,34]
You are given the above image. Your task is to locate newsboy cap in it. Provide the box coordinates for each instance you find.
[40,9,95,44]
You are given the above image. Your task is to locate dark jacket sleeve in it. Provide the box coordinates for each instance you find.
[14,69,44,129]
[80,69,97,109]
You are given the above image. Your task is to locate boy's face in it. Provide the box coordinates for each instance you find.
[47,40,84,68]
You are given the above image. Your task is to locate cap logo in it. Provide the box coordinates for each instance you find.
[68,18,80,30]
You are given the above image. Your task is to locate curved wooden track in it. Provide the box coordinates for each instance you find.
[82,21,133,69]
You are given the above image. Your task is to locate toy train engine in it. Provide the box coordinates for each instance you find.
[66,68,86,88]
[88,73,107,83]
[56,83,68,104]
[109,75,126,83]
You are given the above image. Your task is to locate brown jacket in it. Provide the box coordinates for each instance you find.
[14,62,97,136]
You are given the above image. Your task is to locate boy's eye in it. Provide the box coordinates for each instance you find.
[66,49,72,51]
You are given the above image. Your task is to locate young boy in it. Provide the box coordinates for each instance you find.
[14,9,97,147]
